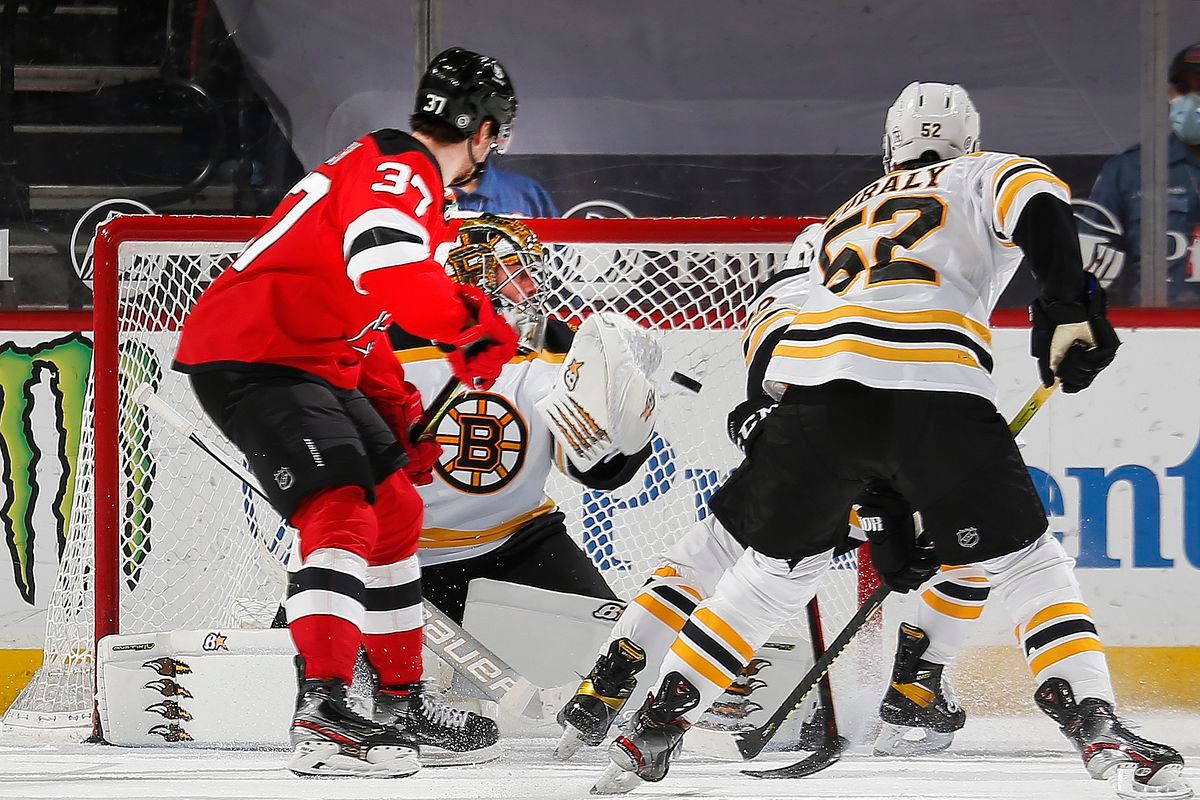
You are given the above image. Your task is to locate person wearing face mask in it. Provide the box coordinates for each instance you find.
[1089,42,1200,305]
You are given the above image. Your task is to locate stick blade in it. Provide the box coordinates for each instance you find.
[741,735,847,779]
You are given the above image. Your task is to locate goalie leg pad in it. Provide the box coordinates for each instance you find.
[534,312,660,472]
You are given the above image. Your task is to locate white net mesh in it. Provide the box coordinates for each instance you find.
[4,217,884,740]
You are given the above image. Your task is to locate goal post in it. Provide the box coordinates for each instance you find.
[4,213,884,740]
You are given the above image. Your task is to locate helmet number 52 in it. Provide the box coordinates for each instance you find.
[821,195,947,295]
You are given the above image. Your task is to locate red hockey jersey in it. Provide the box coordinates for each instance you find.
[175,129,473,389]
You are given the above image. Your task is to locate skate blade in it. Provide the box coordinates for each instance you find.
[591,761,643,795]
[555,726,589,761]
[288,740,421,777]
[420,742,500,767]
[1111,764,1195,800]
[873,722,955,757]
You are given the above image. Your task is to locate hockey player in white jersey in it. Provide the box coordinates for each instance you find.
[555,223,935,760]
[390,215,657,624]
[595,82,1191,800]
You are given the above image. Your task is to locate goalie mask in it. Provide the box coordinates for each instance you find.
[447,216,548,350]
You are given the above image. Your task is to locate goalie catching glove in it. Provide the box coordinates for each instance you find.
[534,313,660,472]
[1030,273,1120,394]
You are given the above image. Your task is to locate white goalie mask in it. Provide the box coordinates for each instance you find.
[883,81,981,172]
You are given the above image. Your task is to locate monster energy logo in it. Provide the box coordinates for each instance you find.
[0,334,91,604]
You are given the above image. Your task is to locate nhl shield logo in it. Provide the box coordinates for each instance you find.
[956,526,980,548]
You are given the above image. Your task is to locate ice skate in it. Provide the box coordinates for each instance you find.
[288,678,420,777]
[374,682,499,766]
[556,638,646,760]
[1035,677,1192,799]
[594,671,699,794]
[874,623,965,756]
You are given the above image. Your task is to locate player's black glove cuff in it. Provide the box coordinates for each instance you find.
[1029,274,1120,394]
[726,396,777,455]
[856,486,937,593]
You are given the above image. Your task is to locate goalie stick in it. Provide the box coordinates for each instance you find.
[133,384,570,723]
[738,382,1057,773]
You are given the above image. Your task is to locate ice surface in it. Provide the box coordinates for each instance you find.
[1,714,1196,800]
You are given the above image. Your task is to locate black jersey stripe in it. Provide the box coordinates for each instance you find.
[287,566,366,601]
[993,161,1044,199]
[1023,618,1099,655]
[348,226,425,260]
[651,584,698,617]
[681,620,743,675]
[753,267,809,299]
[781,322,994,373]
[931,580,991,602]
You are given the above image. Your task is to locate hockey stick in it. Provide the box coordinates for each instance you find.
[134,384,569,723]
[738,382,1057,770]
[741,598,849,779]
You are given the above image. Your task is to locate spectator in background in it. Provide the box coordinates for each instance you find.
[1089,42,1200,305]
[454,160,559,217]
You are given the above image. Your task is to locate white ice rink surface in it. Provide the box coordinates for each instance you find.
[1,714,1197,800]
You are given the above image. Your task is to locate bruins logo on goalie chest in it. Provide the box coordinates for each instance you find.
[433,392,528,494]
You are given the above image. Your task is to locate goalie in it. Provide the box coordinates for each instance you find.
[390,215,658,624]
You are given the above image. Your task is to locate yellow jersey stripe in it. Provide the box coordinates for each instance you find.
[1023,601,1092,636]
[996,171,1070,230]
[670,638,734,688]
[742,309,796,365]
[990,157,1040,195]
[420,499,555,549]
[922,589,985,620]
[694,608,756,662]
[774,340,983,370]
[1028,636,1104,676]
[789,305,991,345]
[633,593,688,632]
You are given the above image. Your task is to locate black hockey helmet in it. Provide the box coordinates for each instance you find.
[415,47,516,153]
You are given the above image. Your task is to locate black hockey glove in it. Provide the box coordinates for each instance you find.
[726,396,777,455]
[856,485,937,593]
[1030,273,1120,394]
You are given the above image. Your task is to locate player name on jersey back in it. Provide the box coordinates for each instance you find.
[765,151,1070,403]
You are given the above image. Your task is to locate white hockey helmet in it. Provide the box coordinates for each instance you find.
[783,222,825,273]
[882,82,980,172]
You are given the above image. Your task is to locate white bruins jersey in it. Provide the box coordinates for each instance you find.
[740,269,812,397]
[766,151,1070,403]
[396,341,567,567]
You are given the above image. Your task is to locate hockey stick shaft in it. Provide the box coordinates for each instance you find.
[1009,382,1057,436]
[736,382,1056,761]
[735,584,889,759]
[135,384,560,721]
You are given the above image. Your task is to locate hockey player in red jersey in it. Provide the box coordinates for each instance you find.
[175,48,520,777]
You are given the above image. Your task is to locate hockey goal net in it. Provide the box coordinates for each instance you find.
[4,214,884,741]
